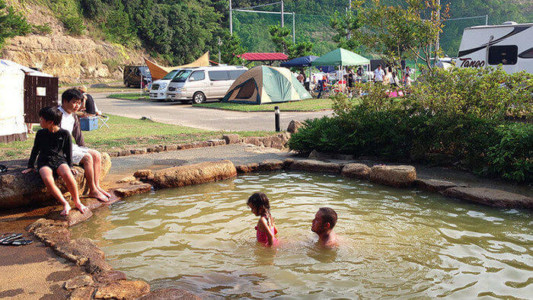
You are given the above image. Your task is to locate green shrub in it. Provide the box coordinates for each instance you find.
[486,123,533,182]
[32,23,52,35]
[60,14,85,35]
[289,69,533,182]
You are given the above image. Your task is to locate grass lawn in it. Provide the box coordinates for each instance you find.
[0,114,275,161]
[108,93,150,101]
[193,98,335,112]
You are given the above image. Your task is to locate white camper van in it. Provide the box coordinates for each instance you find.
[149,69,182,101]
[456,22,533,73]
[166,66,248,103]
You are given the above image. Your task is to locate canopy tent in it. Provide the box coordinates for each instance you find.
[222,66,311,104]
[0,61,26,143]
[144,52,210,81]
[0,59,53,77]
[280,55,318,67]
[237,53,288,66]
[311,48,370,66]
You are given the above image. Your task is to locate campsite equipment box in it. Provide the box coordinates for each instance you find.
[80,117,98,131]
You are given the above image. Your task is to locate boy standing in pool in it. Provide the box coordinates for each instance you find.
[311,207,338,248]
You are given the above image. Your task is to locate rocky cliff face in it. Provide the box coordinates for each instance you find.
[1,1,147,84]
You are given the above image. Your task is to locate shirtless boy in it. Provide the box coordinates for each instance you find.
[311,207,338,248]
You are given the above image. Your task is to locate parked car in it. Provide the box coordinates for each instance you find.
[166,66,248,103]
[123,66,151,88]
[149,69,182,101]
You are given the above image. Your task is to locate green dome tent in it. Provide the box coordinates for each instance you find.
[222,66,311,104]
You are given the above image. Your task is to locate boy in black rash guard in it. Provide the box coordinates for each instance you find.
[22,107,88,216]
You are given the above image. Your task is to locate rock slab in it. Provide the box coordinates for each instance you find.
[114,183,152,197]
[151,160,237,189]
[95,280,150,299]
[415,179,458,192]
[369,165,417,188]
[290,160,343,173]
[341,163,371,180]
[441,187,533,209]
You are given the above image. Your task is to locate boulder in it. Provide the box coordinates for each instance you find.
[341,163,371,180]
[0,153,111,209]
[290,160,343,173]
[64,275,94,290]
[369,165,416,188]
[258,159,284,171]
[93,270,127,284]
[287,120,304,133]
[440,187,533,209]
[28,218,70,247]
[283,158,295,169]
[114,183,152,197]
[94,280,150,299]
[116,175,137,183]
[151,160,237,189]
[52,238,112,274]
[140,288,201,300]
[165,145,178,151]
[208,139,226,147]
[236,163,259,174]
[243,137,262,147]
[222,134,240,144]
[69,287,95,300]
[133,169,154,181]
[415,179,459,192]
[83,198,105,211]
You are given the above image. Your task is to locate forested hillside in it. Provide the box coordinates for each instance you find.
[4,0,532,65]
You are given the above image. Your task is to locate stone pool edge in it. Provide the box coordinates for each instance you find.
[26,158,533,299]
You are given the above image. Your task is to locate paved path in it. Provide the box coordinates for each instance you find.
[93,92,332,131]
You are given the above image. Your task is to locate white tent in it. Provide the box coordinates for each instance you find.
[0,60,27,143]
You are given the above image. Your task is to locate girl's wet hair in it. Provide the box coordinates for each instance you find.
[247,192,270,211]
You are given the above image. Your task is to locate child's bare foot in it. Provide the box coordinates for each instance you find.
[88,191,109,202]
[98,187,111,198]
[75,203,89,214]
[60,204,72,216]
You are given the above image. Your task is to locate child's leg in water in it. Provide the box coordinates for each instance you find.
[39,166,71,215]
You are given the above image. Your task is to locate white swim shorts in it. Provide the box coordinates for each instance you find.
[72,145,90,164]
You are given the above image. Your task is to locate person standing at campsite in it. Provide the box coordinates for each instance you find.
[22,106,88,216]
[59,88,111,202]
[297,72,305,85]
[374,65,385,83]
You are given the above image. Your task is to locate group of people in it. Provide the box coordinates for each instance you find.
[23,88,109,215]
[373,65,413,87]
[248,192,338,248]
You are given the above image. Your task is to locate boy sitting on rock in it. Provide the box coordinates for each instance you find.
[22,107,88,215]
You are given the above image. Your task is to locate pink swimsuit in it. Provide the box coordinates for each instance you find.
[255,224,278,246]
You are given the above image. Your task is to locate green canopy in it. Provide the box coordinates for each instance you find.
[311,48,370,66]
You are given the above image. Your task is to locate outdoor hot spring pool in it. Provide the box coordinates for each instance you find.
[71,172,533,298]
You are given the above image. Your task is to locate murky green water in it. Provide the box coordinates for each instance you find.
[72,172,533,299]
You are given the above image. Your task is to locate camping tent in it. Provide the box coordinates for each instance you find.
[0,61,26,143]
[222,66,311,104]
[144,52,210,81]
[311,48,370,67]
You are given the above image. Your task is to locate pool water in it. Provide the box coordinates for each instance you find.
[72,172,533,298]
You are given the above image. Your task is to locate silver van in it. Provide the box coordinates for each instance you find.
[166,66,248,103]
[149,69,181,101]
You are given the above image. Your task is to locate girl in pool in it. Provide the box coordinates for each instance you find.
[247,192,278,247]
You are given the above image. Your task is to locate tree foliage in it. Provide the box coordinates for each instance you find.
[0,0,31,49]
[269,25,313,59]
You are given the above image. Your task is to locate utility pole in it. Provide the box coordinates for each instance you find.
[218,37,222,64]
[435,0,440,53]
[229,0,233,35]
[281,0,284,27]
[292,12,295,43]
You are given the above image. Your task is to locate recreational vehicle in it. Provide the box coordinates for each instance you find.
[149,69,182,101]
[166,66,248,103]
[457,22,533,73]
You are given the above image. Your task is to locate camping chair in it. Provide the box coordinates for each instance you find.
[98,114,110,129]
